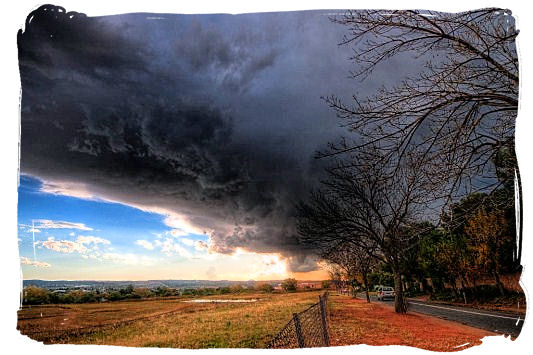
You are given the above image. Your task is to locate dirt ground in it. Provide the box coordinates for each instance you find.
[328,294,497,351]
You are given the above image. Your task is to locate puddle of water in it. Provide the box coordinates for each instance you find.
[183,299,259,303]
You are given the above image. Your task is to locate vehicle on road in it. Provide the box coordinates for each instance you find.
[376,286,395,301]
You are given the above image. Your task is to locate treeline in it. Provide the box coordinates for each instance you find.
[22,284,259,305]
[22,285,173,305]
[404,189,519,301]
[327,186,521,304]
[21,280,313,305]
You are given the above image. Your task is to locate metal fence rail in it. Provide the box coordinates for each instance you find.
[267,292,330,349]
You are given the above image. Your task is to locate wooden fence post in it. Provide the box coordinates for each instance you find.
[293,313,305,348]
[319,294,330,346]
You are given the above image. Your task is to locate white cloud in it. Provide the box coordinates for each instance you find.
[18,224,41,233]
[154,238,192,258]
[76,235,110,245]
[135,239,154,250]
[37,235,110,260]
[168,229,189,238]
[39,237,88,254]
[35,219,93,231]
[38,180,210,240]
[20,256,51,268]
[179,237,195,247]
[195,240,209,251]
[40,180,98,200]
[162,213,206,236]
[101,253,156,266]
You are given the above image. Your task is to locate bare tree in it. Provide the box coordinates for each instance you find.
[298,144,432,313]
[320,9,520,255]
[322,241,378,302]
[325,263,346,292]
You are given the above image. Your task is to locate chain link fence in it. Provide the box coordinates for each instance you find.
[267,292,330,348]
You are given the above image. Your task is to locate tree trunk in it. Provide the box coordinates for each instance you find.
[472,277,478,301]
[393,270,408,313]
[493,271,505,296]
[363,273,370,303]
[460,276,468,304]
[450,279,459,299]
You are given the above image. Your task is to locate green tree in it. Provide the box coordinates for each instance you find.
[465,208,511,296]
[255,283,274,293]
[132,287,153,299]
[120,284,134,296]
[281,278,298,292]
[22,286,51,305]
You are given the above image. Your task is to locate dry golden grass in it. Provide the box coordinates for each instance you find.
[19,291,497,350]
[18,291,324,348]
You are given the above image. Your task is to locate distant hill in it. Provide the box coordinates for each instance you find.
[22,279,275,291]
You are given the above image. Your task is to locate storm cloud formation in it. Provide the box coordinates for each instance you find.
[18,5,397,271]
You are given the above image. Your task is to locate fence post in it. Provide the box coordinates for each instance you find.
[293,313,305,348]
[319,294,330,346]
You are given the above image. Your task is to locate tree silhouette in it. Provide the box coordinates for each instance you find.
[321,9,520,249]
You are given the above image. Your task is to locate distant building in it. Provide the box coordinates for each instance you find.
[297,281,322,289]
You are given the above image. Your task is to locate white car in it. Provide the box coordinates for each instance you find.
[376,286,395,301]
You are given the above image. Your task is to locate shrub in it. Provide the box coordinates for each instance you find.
[22,286,51,305]
[230,284,244,293]
[132,287,153,299]
[108,291,125,301]
[281,278,297,292]
[255,283,274,293]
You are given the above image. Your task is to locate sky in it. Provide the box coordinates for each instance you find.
[7,2,533,355]
[17,5,419,281]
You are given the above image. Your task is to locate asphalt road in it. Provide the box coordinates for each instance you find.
[355,293,524,338]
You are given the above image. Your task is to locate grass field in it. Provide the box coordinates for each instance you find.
[18,291,324,348]
[18,291,494,350]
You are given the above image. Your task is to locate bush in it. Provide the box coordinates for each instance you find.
[154,286,171,297]
[471,285,505,302]
[132,287,153,299]
[22,286,51,305]
[255,283,274,293]
[229,284,244,293]
[120,284,134,296]
[429,289,456,302]
[218,287,231,294]
[281,278,298,292]
[66,290,90,303]
[430,284,512,304]
[108,291,125,301]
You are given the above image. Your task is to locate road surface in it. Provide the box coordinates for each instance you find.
[355,293,524,337]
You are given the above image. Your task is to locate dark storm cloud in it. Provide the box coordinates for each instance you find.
[175,19,280,91]
[18,5,395,272]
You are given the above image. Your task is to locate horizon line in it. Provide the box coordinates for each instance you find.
[23,278,326,282]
